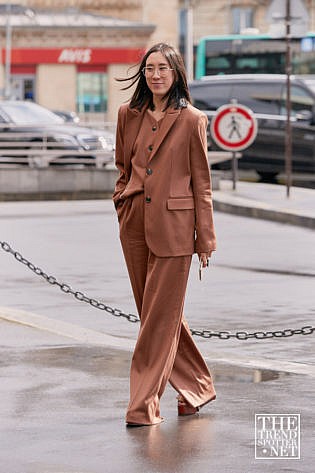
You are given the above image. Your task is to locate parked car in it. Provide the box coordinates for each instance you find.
[189,74,315,180]
[0,101,114,167]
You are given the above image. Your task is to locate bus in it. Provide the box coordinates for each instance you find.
[195,33,315,79]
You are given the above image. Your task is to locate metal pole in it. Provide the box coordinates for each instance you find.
[285,0,292,198]
[5,1,12,99]
[232,151,238,190]
[185,0,194,81]
[230,98,238,190]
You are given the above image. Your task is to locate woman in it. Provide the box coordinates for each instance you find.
[113,43,216,426]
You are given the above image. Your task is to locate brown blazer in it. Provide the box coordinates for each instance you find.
[113,102,216,257]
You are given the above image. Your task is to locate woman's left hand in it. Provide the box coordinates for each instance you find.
[199,251,213,268]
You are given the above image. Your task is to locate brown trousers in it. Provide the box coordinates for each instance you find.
[119,193,216,425]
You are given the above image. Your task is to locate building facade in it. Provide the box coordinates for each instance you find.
[0,5,157,121]
[190,0,315,39]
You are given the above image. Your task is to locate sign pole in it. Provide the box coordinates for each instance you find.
[184,0,194,82]
[285,0,292,198]
[232,152,238,190]
[5,2,12,99]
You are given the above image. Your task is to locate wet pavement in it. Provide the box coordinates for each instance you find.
[1,320,315,473]
[0,181,314,472]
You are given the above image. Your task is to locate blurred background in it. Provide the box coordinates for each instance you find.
[1,0,315,186]
[0,0,313,121]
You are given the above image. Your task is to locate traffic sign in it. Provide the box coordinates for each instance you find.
[210,103,258,152]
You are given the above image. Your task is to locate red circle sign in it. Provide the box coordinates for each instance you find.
[210,103,258,151]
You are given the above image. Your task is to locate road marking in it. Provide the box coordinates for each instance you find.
[0,306,134,351]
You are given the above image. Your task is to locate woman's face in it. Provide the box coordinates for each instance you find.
[144,51,175,99]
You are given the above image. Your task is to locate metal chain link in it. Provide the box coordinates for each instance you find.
[1,240,314,340]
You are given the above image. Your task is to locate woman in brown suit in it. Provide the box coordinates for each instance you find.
[113,43,216,426]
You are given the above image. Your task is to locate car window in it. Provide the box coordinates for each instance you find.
[189,83,231,110]
[229,82,282,114]
[280,85,314,116]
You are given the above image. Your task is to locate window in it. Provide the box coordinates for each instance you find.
[190,84,231,110]
[280,85,314,116]
[11,75,35,101]
[231,7,254,34]
[230,82,282,114]
[77,72,108,113]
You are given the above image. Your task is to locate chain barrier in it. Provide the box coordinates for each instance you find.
[1,240,314,340]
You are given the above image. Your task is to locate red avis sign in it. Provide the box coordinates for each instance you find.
[2,48,144,65]
[210,103,258,152]
[58,48,92,63]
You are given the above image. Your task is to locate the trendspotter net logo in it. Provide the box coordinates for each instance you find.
[255,414,300,459]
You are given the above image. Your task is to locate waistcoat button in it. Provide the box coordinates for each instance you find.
[145,196,151,203]
[152,126,157,131]
[146,168,153,175]
[148,145,153,151]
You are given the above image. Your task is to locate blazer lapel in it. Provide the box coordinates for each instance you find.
[148,109,181,163]
[124,107,146,169]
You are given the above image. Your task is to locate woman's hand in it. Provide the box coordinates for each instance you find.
[198,251,214,268]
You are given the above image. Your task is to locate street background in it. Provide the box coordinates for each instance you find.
[0,193,314,473]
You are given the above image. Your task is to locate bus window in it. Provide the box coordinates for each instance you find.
[292,51,315,74]
[206,57,231,74]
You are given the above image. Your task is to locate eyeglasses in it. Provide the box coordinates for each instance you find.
[142,66,174,77]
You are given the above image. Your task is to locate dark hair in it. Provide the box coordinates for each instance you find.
[116,42,191,111]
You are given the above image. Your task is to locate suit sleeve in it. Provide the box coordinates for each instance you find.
[112,106,127,209]
[190,113,216,254]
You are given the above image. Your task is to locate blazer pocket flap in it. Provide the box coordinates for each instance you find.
[167,197,195,210]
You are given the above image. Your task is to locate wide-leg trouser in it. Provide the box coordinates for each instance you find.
[119,193,216,425]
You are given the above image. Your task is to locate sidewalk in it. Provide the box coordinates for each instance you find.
[0,317,314,473]
[213,180,315,229]
[0,178,314,229]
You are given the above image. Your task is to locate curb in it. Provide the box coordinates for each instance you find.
[213,198,315,229]
[205,354,315,377]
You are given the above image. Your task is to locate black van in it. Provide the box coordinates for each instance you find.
[189,74,315,180]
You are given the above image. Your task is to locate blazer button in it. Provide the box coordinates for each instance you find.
[145,196,151,203]
[146,168,153,175]
[148,145,153,151]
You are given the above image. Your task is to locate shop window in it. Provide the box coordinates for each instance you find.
[11,75,35,101]
[231,7,254,34]
[77,72,108,113]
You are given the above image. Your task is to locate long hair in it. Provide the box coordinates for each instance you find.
[116,43,192,111]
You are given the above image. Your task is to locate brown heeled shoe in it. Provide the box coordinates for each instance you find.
[177,395,199,416]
